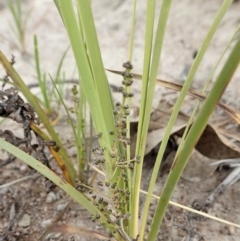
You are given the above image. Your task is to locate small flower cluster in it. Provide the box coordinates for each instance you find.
[75,61,140,240]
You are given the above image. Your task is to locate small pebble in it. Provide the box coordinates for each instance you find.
[227,225,235,235]
[18,214,31,227]
[46,233,61,240]
[53,233,62,239]
[40,192,46,198]
[41,219,52,228]
[45,234,52,240]
[57,203,68,211]
[55,191,62,200]
[19,164,28,172]
[9,203,16,220]
[46,192,57,203]
[0,187,9,195]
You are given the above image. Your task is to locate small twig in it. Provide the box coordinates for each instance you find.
[206,166,240,205]
[117,218,131,241]
[0,174,40,189]
[26,79,119,92]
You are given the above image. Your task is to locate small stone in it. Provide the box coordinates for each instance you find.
[40,192,46,198]
[227,225,235,235]
[45,196,53,203]
[45,233,61,240]
[0,187,9,195]
[46,192,56,203]
[19,164,28,172]
[45,234,52,240]
[18,214,31,227]
[41,219,52,228]
[53,233,61,239]
[55,191,62,200]
[57,203,67,211]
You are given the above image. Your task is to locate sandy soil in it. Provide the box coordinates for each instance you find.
[0,0,240,240]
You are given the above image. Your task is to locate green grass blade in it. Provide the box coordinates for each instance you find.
[57,1,110,143]
[77,86,87,176]
[76,0,116,142]
[55,46,69,81]
[56,1,121,181]
[7,0,25,51]
[54,0,64,23]
[131,0,156,236]
[34,35,50,111]
[7,0,21,40]
[128,0,137,62]
[126,0,138,235]
[132,0,173,238]
[49,46,69,99]
[147,37,240,241]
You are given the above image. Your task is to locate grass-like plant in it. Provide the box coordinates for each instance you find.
[7,0,32,53]
[0,0,240,240]
[34,35,69,115]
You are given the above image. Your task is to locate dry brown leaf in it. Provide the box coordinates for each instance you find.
[183,125,240,159]
[163,150,218,182]
[107,69,240,124]
[143,122,240,160]
[130,113,240,160]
